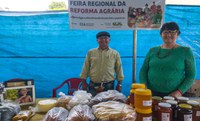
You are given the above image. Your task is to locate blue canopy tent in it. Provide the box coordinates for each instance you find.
[0,5,199,98]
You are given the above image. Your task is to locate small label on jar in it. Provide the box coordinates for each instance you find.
[143,116,152,121]
[143,100,152,106]
[196,111,200,116]
[184,114,192,121]
[162,113,170,121]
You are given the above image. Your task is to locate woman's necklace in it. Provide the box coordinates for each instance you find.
[156,44,176,59]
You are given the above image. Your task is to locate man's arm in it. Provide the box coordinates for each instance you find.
[80,51,91,90]
[115,52,124,92]
[116,80,122,92]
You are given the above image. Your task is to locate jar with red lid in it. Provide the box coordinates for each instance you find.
[157,102,172,121]
[136,108,152,121]
[187,100,200,121]
[166,100,178,121]
[152,96,162,121]
[177,103,192,121]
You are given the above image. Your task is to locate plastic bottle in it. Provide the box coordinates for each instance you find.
[134,88,152,110]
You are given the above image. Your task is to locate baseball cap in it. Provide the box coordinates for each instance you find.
[96,31,110,38]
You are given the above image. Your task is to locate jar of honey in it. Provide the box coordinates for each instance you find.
[152,96,162,121]
[134,88,152,110]
[131,83,146,89]
[130,89,135,106]
[187,100,200,121]
[136,108,152,121]
[126,96,130,105]
[163,96,175,102]
[130,83,146,107]
[177,103,192,121]
[157,103,172,121]
[176,96,189,104]
[166,100,178,121]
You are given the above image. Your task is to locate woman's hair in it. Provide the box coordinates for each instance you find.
[160,22,181,35]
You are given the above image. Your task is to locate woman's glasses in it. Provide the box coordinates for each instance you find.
[98,36,110,40]
[162,30,177,35]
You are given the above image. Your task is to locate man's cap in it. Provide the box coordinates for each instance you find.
[96,31,110,38]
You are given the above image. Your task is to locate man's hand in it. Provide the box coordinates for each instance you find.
[82,80,88,90]
[116,81,122,92]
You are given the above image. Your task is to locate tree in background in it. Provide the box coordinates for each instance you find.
[49,2,67,10]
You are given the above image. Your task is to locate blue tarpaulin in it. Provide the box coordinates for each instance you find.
[0,5,199,98]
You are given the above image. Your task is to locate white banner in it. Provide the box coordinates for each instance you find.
[68,0,165,30]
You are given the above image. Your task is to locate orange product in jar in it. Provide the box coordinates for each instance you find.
[177,103,192,121]
[157,103,172,121]
[135,108,152,121]
[134,88,152,109]
[187,100,200,121]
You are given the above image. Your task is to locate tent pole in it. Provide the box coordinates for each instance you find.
[133,29,137,83]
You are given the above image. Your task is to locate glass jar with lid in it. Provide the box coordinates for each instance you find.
[187,100,200,121]
[134,88,152,110]
[136,108,152,121]
[176,96,189,104]
[152,96,162,121]
[177,103,192,121]
[157,102,172,121]
[163,96,175,102]
[126,96,130,105]
[166,100,178,121]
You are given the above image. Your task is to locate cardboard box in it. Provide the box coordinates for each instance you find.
[184,80,200,97]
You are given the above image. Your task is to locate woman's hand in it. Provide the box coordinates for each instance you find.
[169,90,182,98]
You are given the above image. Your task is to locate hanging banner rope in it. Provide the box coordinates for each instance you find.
[68,0,165,30]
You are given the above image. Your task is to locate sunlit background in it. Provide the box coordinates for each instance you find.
[0,0,200,11]
[0,0,68,11]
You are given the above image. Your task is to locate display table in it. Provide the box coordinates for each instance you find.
[21,98,200,121]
